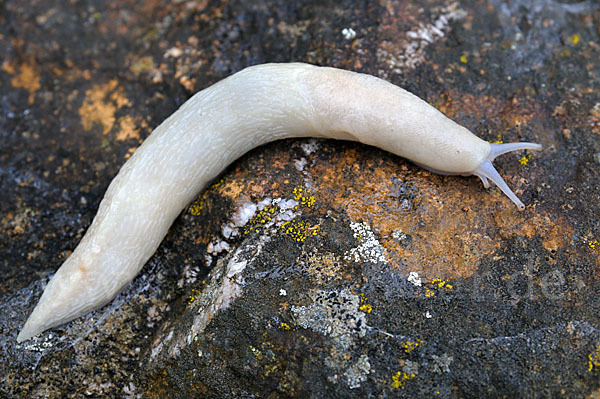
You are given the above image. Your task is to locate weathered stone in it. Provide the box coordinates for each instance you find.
[1,0,599,397]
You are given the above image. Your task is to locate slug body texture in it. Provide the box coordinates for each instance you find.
[17,63,541,342]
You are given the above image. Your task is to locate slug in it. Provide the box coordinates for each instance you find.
[17,63,542,342]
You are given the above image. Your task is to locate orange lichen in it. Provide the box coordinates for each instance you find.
[79,80,132,135]
[116,115,145,141]
[494,212,573,253]
[313,139,559,281]
[3,60,41,104]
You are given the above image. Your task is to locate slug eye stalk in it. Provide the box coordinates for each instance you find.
[472,142,543,210]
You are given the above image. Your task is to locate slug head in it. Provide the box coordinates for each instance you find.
[471,142,542,210]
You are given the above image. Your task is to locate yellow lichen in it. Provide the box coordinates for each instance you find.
[401,340,421,353]
[391,371,416,388]
[188,178,225,215]
[279,220,320,242]
[518,153,533,166]
[359,293,372,313]
[279,322,291,331]
[589,240,598,250]
[188,199,204,216]
[244,205,278,235]
[264,364,279,377]
[589,344,600,372]
[490,134,504,144]
[568,33,580,45]
[293,187,316,208]
[359,303,372,313]
[187,288,201,305]
[249,345,263,360]
[431,278,453,290]
[459,54,468,64]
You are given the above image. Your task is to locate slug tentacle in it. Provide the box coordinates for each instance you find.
[471,142,543,210]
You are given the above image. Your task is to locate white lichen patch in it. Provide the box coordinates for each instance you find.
[224,200,261,239]
[203,196,303,267]
[300,139,320,155]
[408,271,422,287]
[392,229,409,241]
[273,198,300,223]
[344,221,387,264]
[292,288,371,389]
[208,240,230,254]
[18,333,54,352]
[177,263,201,288]
[341,27,357,40]
[431,353,454,374]
[212,197,300,252]
[344,354,371,389]
[292,289,367,338]
[403,359,420,376]
[377,2,467,76]
[294,157,308,171]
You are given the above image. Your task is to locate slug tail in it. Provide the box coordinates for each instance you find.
[472,142,542,210]
[17,318,39,343]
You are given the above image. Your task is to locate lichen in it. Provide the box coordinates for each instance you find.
[344,221,387,264]
[401,339,421,354]
[425,278,454,297]
[359,293,372,314]
[279,219,320,242]
[589,344,600,372]
[292,187,316,208]
[391,371,415,388]
[291,289,371,388]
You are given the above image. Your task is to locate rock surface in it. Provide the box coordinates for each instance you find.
[1,0,599,397]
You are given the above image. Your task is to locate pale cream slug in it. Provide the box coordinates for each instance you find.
[17,63,542,342]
